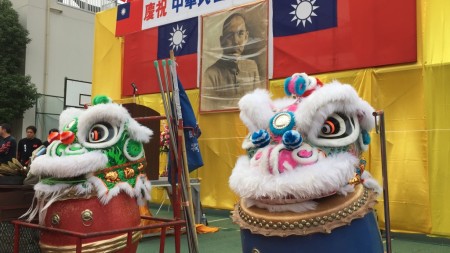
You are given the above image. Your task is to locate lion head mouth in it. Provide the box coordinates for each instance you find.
[30,140,108,178]
[251,142,332,175]
[230,150,359,207]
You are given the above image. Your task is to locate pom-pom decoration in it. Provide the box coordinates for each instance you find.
[284,75,307,97]
[251,129,271,148]
[92,95,112,105]
[269,111,296,136]
[282,130,303,150]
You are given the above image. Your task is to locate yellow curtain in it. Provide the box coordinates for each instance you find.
[92,8,123,100]
[92,0,450,236]
[422,0,450,236]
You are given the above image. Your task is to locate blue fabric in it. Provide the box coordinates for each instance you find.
[116,3,130,21]
[273,0,337,37]
[157,17,198,59]
[168,78,203,183]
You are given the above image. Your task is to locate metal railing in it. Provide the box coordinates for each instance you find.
[57,0,117,13]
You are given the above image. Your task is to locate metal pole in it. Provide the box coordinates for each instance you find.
[153,61,179,164]
[126,231,132,248]
[76,237,82,253]
[154,60,185,252]
[154,60,198,253]
[373,110,392,253]
[168,60,199,253]
[13,223,20,253]
[161,60,173,130]
[169,60,200,252]
[162,60,173,104]
[159,226,167,253]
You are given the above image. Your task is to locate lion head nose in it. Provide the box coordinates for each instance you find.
[60,131,75,145]
[47,131,60,144]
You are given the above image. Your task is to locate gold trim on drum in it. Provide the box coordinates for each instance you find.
[232,185,377,237]
[40,231,142,253]
[58,190,97,201]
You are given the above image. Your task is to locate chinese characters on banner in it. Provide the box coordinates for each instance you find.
[141,0,257,30]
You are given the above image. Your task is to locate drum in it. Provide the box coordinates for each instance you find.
[40,192,142,253]
[232,185,384,253]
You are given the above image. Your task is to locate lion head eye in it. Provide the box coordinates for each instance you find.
[321,119,339,135]
[87,122,116,143]
[318,113,354,139]
[308,112,360,147]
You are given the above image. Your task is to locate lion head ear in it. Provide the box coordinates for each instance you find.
[356,99,376,132]
[126,119,153,143]
[239,89,275,132]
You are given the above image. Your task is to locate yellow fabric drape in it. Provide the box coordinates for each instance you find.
[92,7,123,100]
[92,0,450,236]
[421,0,450,236]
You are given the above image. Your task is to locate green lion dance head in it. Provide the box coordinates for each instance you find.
[29,95,153,210]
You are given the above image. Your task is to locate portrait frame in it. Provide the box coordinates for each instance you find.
[199,0,269,113]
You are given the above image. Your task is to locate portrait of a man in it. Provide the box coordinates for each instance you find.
[200,1,268,112]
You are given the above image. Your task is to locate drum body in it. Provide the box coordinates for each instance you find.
[233,185,383,253]
[240,212,383,253]
[40,193,141,253]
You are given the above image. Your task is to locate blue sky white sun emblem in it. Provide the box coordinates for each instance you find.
[168,25,187,52]
[290,0,319,27]
[120,7,127,16]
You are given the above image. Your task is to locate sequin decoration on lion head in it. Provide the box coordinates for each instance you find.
[26,95,153,222]
[229,73,381,213]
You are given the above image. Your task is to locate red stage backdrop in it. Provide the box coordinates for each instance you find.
[272,0,417,78]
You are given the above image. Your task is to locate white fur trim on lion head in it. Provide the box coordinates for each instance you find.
[59,107,84,131]
[295,81,375,139]
[75,103,153,147]
[127,119,153,143]
[239,89,275,132]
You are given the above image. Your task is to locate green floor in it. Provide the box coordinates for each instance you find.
[137,205,450,253]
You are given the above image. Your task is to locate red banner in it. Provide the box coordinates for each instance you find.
[272,0,417,78]
[122,24,197,96]
[116,0,143,37]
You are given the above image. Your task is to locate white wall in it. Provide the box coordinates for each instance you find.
[12,0,96,140]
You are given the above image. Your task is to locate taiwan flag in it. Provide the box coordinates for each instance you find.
[116,0,143,37]
[272,0,417,78]
[122,17,198,95]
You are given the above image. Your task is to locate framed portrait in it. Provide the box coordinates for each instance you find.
[199,0,268,113]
